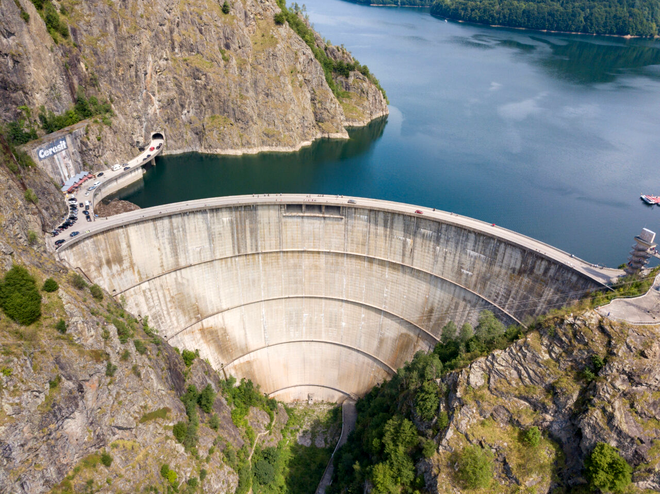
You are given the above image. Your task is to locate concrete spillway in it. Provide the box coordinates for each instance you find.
[59,195,610,401]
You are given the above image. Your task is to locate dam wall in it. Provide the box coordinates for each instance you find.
[59,197,608,401]
[94,166,146,203]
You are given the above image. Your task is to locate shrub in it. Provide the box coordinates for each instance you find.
[181,349,197,367]
[120,349,130,361]
[55,319,67,334]
[27,231,38,245]
[100,452,113,467]
[133,339,147,355]
[209,413,220,430]
[198,384,216,413]
[105,361,117,377]
[200,469,207,481]
[24,188,37,204]
[522,426,541,447]
[188,477,198,488]
[274,12,286,24]
[71,273,87,289]
[42,278,59,292]
[160,464,170,478]
[222,0,230,14]
[455,445,492,489]
[89,284,103,301]
[585,443,632,493]
[0,265,42,325]
[437,411,449,430]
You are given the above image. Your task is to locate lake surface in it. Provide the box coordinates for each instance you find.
[117,0,660,268]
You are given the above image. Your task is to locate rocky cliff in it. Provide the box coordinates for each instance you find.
[424,311,660,491]
[0,0,388,170]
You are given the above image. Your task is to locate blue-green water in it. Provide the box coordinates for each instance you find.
[118,0,660,268]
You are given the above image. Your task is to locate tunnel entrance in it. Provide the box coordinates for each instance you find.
[152,132,164,140]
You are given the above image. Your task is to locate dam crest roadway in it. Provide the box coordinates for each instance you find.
[57,194,623,402]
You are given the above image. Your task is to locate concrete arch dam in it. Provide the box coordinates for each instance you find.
[59,195,612,402]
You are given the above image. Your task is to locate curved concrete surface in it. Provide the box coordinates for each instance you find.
[58,195,618,400]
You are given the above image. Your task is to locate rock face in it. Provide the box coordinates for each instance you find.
[1,0,388,173]
[426,312,660,491]
[94,198,140,218]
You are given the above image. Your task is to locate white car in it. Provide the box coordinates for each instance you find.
[85,192,90,196]
[93,181,101,186]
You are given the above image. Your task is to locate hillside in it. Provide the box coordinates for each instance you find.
[329,311,660,492]
[431,0,660,37]
[0,0,388,168]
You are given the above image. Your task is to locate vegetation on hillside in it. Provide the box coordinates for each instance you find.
[274,1,387,101]
[431,0,660,36]
[0,265,42,325]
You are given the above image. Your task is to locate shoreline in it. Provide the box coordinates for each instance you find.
[433,14,658,39]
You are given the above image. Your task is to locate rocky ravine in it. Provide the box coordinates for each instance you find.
[1,0,388,169]
[424,312,660,491]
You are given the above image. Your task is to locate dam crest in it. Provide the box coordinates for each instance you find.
[59,195,615,402]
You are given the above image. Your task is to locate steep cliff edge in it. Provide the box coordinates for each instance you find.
[1,0,388,169]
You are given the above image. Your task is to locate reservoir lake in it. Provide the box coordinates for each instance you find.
[116,0,660,268]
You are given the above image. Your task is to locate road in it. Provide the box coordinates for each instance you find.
[50,136,164,243]
[315,399,357,494]
[597,274,660,325]
[53,193,623,287]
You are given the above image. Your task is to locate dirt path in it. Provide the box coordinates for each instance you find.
[315,399,357,494]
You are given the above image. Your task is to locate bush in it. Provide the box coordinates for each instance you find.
[90,284,103,301]
[415,380,440,421]
[42,278,59,292]
[455,445,492,489]
[522,426,541,447]
[200,468,207,481]
[100,451,113,467]
[173,421,187,444]
[105,361,117,377]
[198,384,216,413]
[181,348,197,367]
[160,464,171,478]
[55,319,67,334]
[274,12,286,24]
[24,189,38,204]
[120,349,130,361]
[585,443,632,493]
[133,339,147,355]
[71,273,87,289]
[209,413,220,430]
[222,0,230,13]
[0,265,42,325]
[27,231,38,245]
[437,410,449,430]
[188,477,198,488]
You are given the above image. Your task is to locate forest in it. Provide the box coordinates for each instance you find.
[431,0,660,36]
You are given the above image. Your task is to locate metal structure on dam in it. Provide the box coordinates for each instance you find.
[59,195,616,402]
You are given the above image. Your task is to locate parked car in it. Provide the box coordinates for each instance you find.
[156,143,162,149]
[70,231,79,237]
[149,146,155,151]
[124,166,130,170]
[55,239,65,245]
[86,216,92,222]
[414,210,423,214]
[83,210,90,216]
[79,203,84,207]
[97,172,104,177]
[348,199,356,204]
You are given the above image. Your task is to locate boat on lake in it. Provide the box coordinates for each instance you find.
[641,194,660,205]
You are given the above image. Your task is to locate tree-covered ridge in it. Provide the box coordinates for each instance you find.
[431,0,660,36]
[352,0,434,5]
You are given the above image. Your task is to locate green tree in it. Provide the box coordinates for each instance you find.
[253,459,275,484]
[585,443,632,493]
[181,348,197,366]
[0,265,42,325]
[173,421,187,444]
[71,273,87,289]
[105,361,117,377]
[198,384,216,413]
[474,310,506,343]
[440,320,458,344]
[455,445,492,489]
[209,413,220,430]
[222,1,230,14]
[133,339,147,355]
[371,462,398,494]
[415,380,440,421]
[42,278,59,292]
[458,322,473,343]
